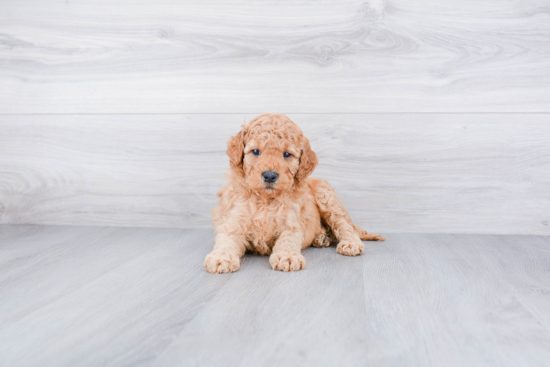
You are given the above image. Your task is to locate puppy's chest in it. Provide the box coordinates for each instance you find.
[245,202,287,254]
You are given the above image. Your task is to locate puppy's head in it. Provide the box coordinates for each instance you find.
[227,113,318,197]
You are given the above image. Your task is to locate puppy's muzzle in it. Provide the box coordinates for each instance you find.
[262,171,278,184]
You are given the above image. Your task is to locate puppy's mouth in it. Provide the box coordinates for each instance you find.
[262,181,278,192]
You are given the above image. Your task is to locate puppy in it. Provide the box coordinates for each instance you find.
[204,113,385,273]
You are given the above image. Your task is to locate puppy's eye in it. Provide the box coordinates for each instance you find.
[283,152,292,158]
[252,149,260,156]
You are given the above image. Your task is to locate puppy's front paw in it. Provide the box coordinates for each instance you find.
[269,251,306,272]
[204,251,241,274]
[337,239,364,256]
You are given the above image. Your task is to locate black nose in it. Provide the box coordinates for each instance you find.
[262,171,279,183]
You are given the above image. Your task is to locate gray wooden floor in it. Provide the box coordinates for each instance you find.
[1,225,549,366]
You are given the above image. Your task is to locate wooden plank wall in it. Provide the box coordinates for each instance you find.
[1,0,549,234]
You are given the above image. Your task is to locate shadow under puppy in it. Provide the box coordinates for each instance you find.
[205,113,385,273]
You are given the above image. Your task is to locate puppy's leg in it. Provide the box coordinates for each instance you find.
[311,179,385,256]
[269,231,306,272]
[204,233,247,274]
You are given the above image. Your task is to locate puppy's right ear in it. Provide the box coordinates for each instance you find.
[227,128,246,170]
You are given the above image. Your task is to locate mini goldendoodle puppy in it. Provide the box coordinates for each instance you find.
[204,113,385,273]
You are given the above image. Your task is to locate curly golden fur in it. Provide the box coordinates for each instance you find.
[204,113,385,273]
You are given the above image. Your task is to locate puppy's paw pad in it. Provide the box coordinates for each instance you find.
[204,251,240,274]
[337,240,364,256]
[312,233,332,248]
[269,252,306,272]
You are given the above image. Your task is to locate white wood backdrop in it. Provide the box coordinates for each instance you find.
[1,0,549,113]
[1,0,549,234]
[1,114,549,235]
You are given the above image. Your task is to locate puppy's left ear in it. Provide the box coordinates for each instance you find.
[296,137,318,181]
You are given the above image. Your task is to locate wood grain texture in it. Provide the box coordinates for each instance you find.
[0,225,230,367]
[1,0,549,113]
[1,114,549,235]
[0,225,549,366]
[151,243,370,367]
[361,233,550,366]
